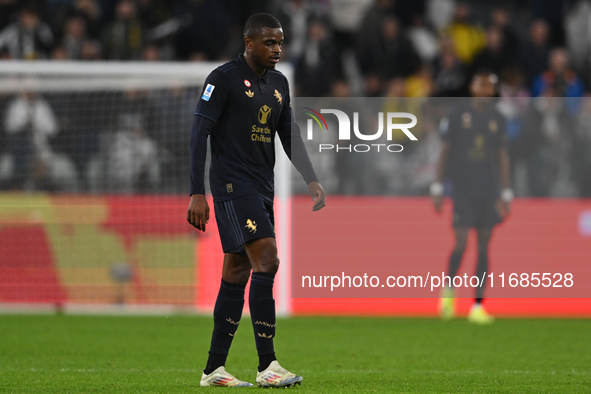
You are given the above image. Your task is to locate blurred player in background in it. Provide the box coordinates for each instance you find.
[431,72,512,324]
[187,13,325,388]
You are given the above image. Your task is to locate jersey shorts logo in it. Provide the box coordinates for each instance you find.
[258,105,272,124]
[201,84,215,101]
[245,90,254,97]
[244,79,251,87]
[274,89,282,104]
[245,219,257,233]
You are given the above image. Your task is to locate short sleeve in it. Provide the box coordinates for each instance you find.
[194,70,228,123]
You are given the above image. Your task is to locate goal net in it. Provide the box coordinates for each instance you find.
[0,61,292,314]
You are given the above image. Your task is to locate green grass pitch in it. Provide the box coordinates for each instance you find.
[0,315,589,393]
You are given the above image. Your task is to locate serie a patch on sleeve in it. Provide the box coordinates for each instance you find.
[201,84,215,101]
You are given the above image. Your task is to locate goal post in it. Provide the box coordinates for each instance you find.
[0,60,293,315]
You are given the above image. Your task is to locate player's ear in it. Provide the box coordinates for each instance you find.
[244,36,253,51]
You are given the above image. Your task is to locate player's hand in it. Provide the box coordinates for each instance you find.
[498,200,510,219]
[432,195,444,214]
[308,182,326,211]
[187,194,209,232]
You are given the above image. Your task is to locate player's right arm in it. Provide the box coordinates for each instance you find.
[187,115,214,231]
[496,115,512,219]
[187,70,228,231]
[432,142,450,213]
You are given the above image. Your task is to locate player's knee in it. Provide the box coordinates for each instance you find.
[256,255,279,275]
[246,237,279,274]
[223,257,252,285]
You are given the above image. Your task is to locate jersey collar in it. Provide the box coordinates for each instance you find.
[237,54,269,84]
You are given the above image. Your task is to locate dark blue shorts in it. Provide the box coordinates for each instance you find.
[452,193,501,229]
[214,194,275,254]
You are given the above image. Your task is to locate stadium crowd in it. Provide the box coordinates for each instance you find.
[1,0,591,197]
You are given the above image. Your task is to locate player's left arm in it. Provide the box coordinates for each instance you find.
[497,116,512,219]
[276,85,325,211]
[430,114,456,214]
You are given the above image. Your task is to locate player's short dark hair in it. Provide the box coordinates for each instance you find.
[243,13,282,38]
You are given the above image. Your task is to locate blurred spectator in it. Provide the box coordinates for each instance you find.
[444,2,486,65]
[0,4,55,60]
[406,15,439,64]
[62,16,87,59]
[71,0,103,40]
[432,35,469,96]
[79,39,101,59]
[565,0,591,84]
[172,0,230,61]
[497,67,530,143]
[382,78,424,144]
[328,0,373,57]
[405,65,434,97]
[426,0,455,32]
[356,0,396,66]
[572,95,591,197]
[394,0,427,27]
[275,0,326,62]
[362,16,420,80]
[295,18,340,96]
[142,44,160,61]
[530,0,566,46]
[136,0,171,29]
[497,67,531,186]
[103,89,158,192]
[532,48,584,114]
[471,26,513,76]
[46,0,76,41]
[51,45,69,59]
[3,90,59,190]
[0,0,18,32]
[101,0,145,60]
[490,7,519,59]
[520,90,572,197]
[519,19,550,88]
[364,74,383,97]
[116,89,157,140]
[106,119,157,193]
[330,79,351,97]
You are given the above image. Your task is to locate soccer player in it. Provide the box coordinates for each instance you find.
[430,72,512,324]
[187,13,325,387]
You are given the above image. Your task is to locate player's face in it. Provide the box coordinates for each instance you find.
[249,28,284,69]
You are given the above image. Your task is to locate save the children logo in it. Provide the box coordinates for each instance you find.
[302,107,418,153]
[258,105,272,124]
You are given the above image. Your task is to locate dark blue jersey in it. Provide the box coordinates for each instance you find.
[192,54,316,202]
[440,102,507,197]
